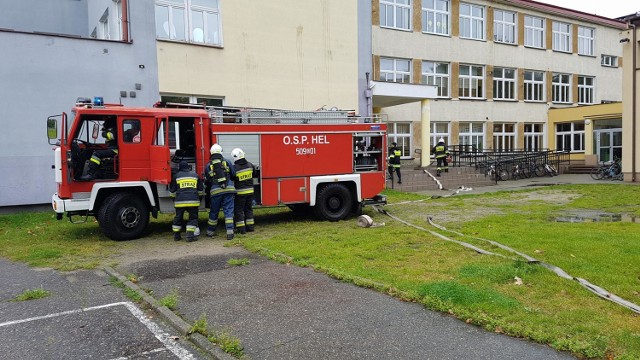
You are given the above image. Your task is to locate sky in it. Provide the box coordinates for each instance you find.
[539,0,639,19]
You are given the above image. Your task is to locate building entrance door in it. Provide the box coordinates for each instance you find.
[594,129,622,163]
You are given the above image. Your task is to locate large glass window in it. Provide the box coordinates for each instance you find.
[459,122,484,150]
[556,122,584,152]
[422,0,450,35]
[422,61,450,97]
[493,123,515,151]
[459,3,485,40]
[388,122,412,158]
[552,21,571,52]
[155,0,221,45]
[578,26,595,56]
[524,123,544,151]
[524,15,544,48]
[493,9,516,44]
[458,64,484,99]
[380,0,411,30]
[381,58,412,83]
[601,55,618,67]
[524,70,544,102]
[578,76,595,105]
[493,67,516,100]
[431,122,450,147]
[552,73,571,104]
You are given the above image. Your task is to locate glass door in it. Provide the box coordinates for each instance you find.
[594,129,622,163]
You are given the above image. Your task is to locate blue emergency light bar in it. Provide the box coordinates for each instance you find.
[93,97,104,106]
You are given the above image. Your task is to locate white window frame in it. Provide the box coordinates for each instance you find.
[155,0,222,46]
[381,58,412,83]
[458,64,484,99]
[556,122,585,152]
[99,9,110,40]
[524,70,545,102]
[493,67,516,100]
[458,122,484,150]
[601,55,618,67]
[160,94,224,106]
[422,61,450,97]
[388,122,412,159]
[578,26,595,56]
[552,73,571,104]
[492,123,516,151]
[422,0,450,36]
[493,9,516,44]
[578,76,595,105]
[524,123,545,151]
[552,21,571,53]
[431,122,450,147]
[380,0,412,31]
[112,0,122,40]
[459,3,485,41]
[524,15,545,49]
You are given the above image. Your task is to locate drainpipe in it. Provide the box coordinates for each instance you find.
[122,0,130,42]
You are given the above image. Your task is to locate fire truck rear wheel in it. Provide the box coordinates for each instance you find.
[98,192,150,241]
[314,183,353,221]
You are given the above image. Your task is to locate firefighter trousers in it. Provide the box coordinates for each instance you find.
[208,193,235,236]
[234,194,255,233]
[436,157,449,174]
[172,207,199,237]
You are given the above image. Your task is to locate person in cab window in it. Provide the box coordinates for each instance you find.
[387,142,402,184]
[81,119,118,180]
[231,148,256,234]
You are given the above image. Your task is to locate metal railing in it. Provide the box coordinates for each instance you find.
[447,146,570,173]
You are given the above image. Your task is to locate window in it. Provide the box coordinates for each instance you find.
[552,21,571,52]
[493,123,515,151]
[459,3,485,40]
[380,0,411,30]
[431,122,450,147]
[380,58,411,83]
[578,76,595,104]
[578,26,595,56]
[422,61,450,97]
[459,122,484,150]
[524,123,544,151]
[99,9,110,40]
[388,122,412,158]
[458,64,484,99]
[524,15,544,48]
[161,95,224,106]
[422,0,450,35]
[123,119,141,143]
[601,55,618,67]
[556,122,584,152]
[493,67,516,100]
[552,73,571,103]
[524,70,544,102]
[155,0,221,45]
[493,9,516,44]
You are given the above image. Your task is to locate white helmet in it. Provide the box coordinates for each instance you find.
[231,148,245,161]
[438,137,445,144]
[210,143,223,154]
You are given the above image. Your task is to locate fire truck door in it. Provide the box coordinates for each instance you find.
[149,117,171,184]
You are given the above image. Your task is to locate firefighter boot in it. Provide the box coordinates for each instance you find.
[80,162,99,181]
[226,232,234,241]
[186,231,198,242]
[173,232,181,241]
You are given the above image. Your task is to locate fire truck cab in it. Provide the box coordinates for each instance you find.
[47,98,387,240]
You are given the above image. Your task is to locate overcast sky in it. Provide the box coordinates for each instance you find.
[539,0,639,19]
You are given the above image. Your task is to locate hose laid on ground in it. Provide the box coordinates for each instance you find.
[374,205,640,314]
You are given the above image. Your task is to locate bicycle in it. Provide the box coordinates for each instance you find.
[485,162,509,183]
[590,158,622,180]
[543,163,559,177]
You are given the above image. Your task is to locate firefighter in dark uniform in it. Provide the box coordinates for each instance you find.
[169,160,204,242]
[388,142,402,184]
[231,148,255,234]
[432,137,450,177]
[81,119,118,180]
[204,144,236,240]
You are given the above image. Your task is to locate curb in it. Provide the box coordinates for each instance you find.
[103,266,235,360]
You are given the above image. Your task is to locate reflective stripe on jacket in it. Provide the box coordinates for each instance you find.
[205,154,236,195]
[233,159,255,196]
[169,170,204,208]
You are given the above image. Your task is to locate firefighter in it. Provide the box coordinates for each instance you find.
[432,137,450,177]
[231,148,255,234]
[169,161,204,242]
[204,144,236,240]
[80,119,118,180]
[387,142,402,184]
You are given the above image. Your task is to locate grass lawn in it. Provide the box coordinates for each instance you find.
[1,184,640,358]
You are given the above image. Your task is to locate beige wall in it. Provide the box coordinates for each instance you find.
[622,25,640,181]
[157,0,359,110]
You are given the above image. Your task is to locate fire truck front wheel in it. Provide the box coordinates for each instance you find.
[314,183,353,221]
[97,192,150,241]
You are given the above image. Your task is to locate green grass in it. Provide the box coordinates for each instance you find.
[227,258,250,266]
[3,184,640,358]
[159,289,179,310]
[13,288,51,301]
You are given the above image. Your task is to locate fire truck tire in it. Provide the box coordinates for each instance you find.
[314,183,353,221]
[98,192,150,241]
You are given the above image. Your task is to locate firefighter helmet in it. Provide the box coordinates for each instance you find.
[231,148,245,161]
[210,144,223,154]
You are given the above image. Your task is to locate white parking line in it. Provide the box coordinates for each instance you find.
[0,302,194,360]
[109,347,167,360]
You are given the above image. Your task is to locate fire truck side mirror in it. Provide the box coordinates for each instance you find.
[46,118,57,140]
[92,123,100,140]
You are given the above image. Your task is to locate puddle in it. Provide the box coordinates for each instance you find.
[554,211,639,223]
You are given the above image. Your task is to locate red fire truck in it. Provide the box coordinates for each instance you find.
[47,98,387,240]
